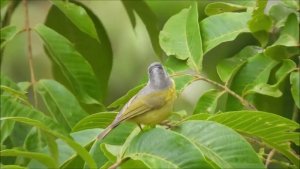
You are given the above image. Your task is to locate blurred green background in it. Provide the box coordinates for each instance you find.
[1,0,218,113]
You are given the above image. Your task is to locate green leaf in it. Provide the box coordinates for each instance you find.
[36,79,88,131]
[269,2,297,28]
[194,89,225,114]
[244,83,282,97]
[243,59,296,97]
[0,149,57,168]
[174,121,265,169]
[207,111,300,167]
[164,57,194,92]
[0,25,17,49]
[1,117,97,169]
[205,2,247,16]
[226,53,279,110]
[72,112,117,132]
[247,0,272,46]
[290,71,300,108]
[45,1,112,102]
[0,165,27,169]
[123,127,214,168]
[281,0,299,10]
[265,14,299,60]
[1,95,67,135]
[34,24,101,105]
[108,84,145,109]
[200,12,251,53]
[121,0,162,58]
[51,0,98,41]
[217,46,261,82]
[160,2,203,71]
[24,127,45,152]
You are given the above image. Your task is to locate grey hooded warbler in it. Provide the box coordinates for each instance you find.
[97,62,176,140]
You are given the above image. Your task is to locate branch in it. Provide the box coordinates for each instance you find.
[265,149,276,167]
[24,0,37,107]
[108,157,129,169]
[171,73,257,110]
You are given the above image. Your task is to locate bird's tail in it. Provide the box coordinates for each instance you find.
[97,123,118,140]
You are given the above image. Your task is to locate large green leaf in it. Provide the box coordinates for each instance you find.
[226,53,279,110]
[0,25,17,49]
[51,0,98,41]
[217,46,260,82]
[194,89,225,114]
[200,12,251,53]
[45,1,112,103]
[206,111,300,167]
[265,14,299,60]
[0,149,57,168]
[122,0,162,58]
[1,117,97,169]
[174,121,265,169]
[36,79,88,132]
[159,2,203,71]
[123,127,214,168]
[290,71,300,108]
[34,24,101,105]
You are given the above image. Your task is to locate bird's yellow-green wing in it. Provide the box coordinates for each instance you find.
[116,91,166,122]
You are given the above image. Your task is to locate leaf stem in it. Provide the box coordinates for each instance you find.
[171,73,257,110]
[24,0,38,107]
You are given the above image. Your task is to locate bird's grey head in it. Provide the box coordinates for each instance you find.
[147,62,171,89]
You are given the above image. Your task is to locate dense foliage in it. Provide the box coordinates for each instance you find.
[1,0,299,169]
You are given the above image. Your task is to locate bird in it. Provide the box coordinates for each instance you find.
[97,62,176,140]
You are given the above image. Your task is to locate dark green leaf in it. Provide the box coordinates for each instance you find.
[51,0,98,41]
[34,24,101,105]
[175,121,265,169]
[265,14,299,60]
[45,1,112,102]
[243,59,296,97]
[226,53,279,110]
[290,71,300,108]
[217,46,261,82]
[36,79,88,131]
[160,2,203,71]
[200,12,251,53]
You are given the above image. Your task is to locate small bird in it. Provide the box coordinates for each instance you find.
[97,62,176,140]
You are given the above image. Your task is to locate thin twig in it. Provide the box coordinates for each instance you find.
[265,149,276,168]
[171,73,257,110]
[24,0,37,107]
[108,157,129,169]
